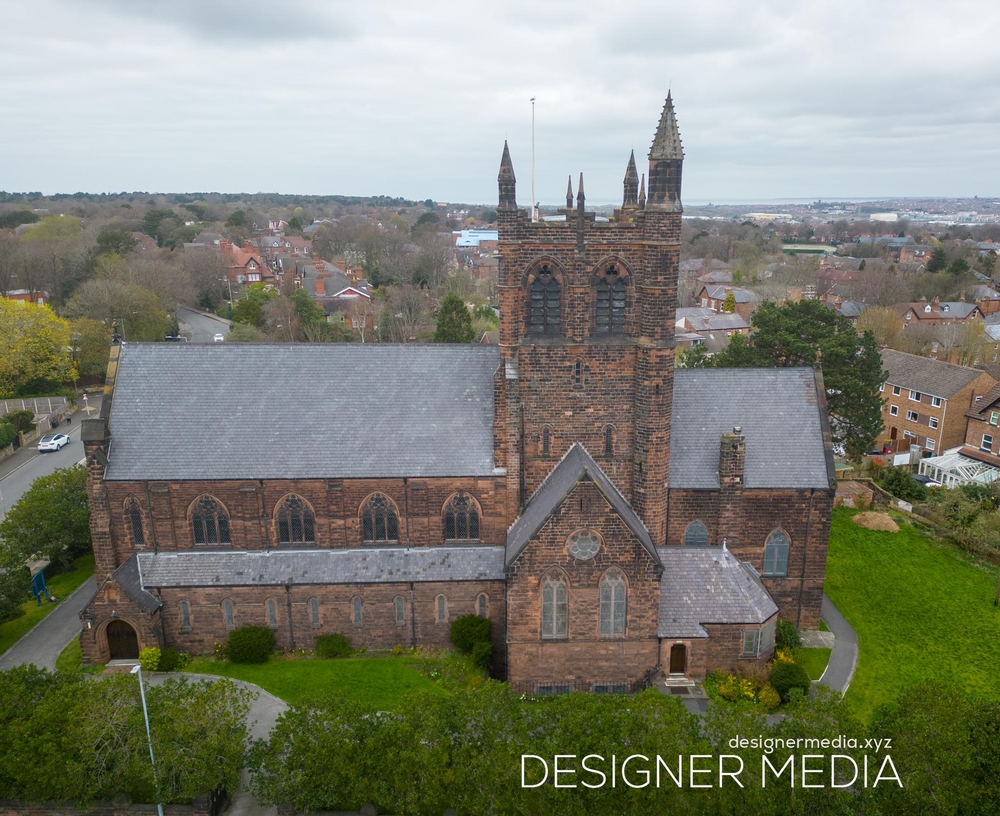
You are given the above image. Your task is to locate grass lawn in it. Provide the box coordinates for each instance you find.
[55,636,102,675]
[183,655,455,709]
[825,508,1000,721]
[799,647,831,681]
[0,554,95,657]
[819,620,830,633]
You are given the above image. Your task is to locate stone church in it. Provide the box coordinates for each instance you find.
[78,96,836,692]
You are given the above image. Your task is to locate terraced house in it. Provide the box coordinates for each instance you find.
[78,98,837,692]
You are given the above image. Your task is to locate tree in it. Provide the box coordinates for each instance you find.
[856,306,903,349]
[226,323,263,342]
[433,292,473,343]
[676,343,711,368]
[95,229,138,258]
[69,317,113,380]
[713,299,886,459]
[948,258,970,276]
[232,299,264,328]
[0,299,72,396]
[927,246,948,273]
[480,209,497,224]
[721,290,736,313]
[0,465,90,570]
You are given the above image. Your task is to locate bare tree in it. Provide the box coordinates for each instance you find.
[857,306,904,349]
[850,268,912,307]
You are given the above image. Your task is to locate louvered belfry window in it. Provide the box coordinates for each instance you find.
[595,266,627,334]
[529,266,561,335]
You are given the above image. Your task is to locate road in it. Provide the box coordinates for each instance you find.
[0,415,89,521]
[177,306,231,344]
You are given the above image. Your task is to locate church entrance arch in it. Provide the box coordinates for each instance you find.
[669,643,686,675]
[107,620,139,660]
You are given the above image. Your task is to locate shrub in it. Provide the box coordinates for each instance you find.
[0,422,15,449]
[392,644,404,656]
[471,641,492,670]
[775,619,802,652]
[773,647,797,665]
[770,661,811,702]
[158,646,188,672]
[878,467,927,502]
[450,614,491,654]
[315,633,352,658]
[715,673,739,701]
[2,410,35,434]
[225,626,274,664]
[138,646,160,672]
[758,684,781,710]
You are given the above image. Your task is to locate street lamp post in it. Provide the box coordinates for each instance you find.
[130,665,165,816]
[220,277,234,322]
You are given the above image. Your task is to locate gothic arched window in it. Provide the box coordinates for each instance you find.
[477,593,488,618]
[528,265,561,335]
[763,529,790,577]
[599,568,627,637]
[361,493,399,544]
[309,597,320,627]
[352,596,363,627]
[394,596,405,625]
[443,492,480,541]
[595,265,627,334]
[541,573,568,639]
[266,598,278,628]
[179,600,191,631]
[126,497,145,548]
[276,495,315,547]
[222,599,235,630]
[192,496,230,546]
[684,520,709,547]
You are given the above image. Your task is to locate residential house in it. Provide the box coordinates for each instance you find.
[695,285,761,321]
[899,245,932,265]
[220,240,273,286]
[918,382,1000,487]
[879,348,997,455]
[895,297,984,326]
[4,289,48,306]
[674,307,749,353]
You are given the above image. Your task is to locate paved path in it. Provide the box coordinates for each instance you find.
[0,574,97,671]
[177,307,231,344]
[818,594,858,695]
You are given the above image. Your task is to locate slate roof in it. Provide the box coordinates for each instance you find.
[965,381,1000,419]
[677,310,749,332]
[701,285,761,303]
[112,556,160,613]
[506,443,655,566]
[136,547,506,587]
[670,368,833,489]
[105,344,501,480]
[881,349,987,399]
[656,546,778,638]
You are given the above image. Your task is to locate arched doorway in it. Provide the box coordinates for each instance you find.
[106,620,139,660]
[669,643,687,675]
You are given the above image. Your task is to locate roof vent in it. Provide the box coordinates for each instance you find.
[733,426,742,434]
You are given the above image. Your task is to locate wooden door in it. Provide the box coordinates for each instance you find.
[107,620,139,660]
[669,643,686,675]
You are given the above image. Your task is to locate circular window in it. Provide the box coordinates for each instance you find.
[568,529,601,560]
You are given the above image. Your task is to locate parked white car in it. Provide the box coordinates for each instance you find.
[38,433,70,452]
[213,333,225,343]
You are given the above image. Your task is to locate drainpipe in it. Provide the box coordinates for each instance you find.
[285,580,295,649]
[403,478,411,547]
[409,581,417,648]
[797,490,814,629]
[144,484,159,553]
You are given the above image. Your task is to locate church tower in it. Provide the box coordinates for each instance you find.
[495,97,684,544]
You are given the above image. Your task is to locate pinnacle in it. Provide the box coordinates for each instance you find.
[626,149,638,178]
[566,174,573,207]
[498,140,515,180]
[649,95,684,161]
[577,172,585,205]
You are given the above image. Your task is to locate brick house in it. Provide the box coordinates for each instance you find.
[695,285,761,320]
[879,349,997,454]
[78,98,836,691]
[895,297,984,326]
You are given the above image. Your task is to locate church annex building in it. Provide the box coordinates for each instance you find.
[79,97,836,692]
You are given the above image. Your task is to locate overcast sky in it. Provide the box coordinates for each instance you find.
[2,0,999,205]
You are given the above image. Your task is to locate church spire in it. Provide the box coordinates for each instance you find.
[623,150,639,208]
[638,173,646,209]
[648,91,684,161]
[566,175,574,208]
[498,141,517,210]
[646,93,683,211]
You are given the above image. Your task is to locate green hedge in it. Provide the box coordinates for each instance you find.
[315,633,352,658]
[225,626,274,664]
[770,660,812,701]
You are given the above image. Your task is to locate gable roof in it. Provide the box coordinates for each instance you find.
[105,344,501,481]
[671,368,833,489]
[881,349,988,398]
[657,546,778,637]
[701,285,761,303]
[506,443,655,566]
[137,547,505,587]
[111,555,160,613]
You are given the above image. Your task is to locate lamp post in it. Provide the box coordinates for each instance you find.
[220,277,234,321]
[130,665,165,816]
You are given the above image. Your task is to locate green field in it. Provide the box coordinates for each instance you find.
[0,555,95,656]
[825,509,1000,720]
[183,655,455,709]
[798,647,831,681]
